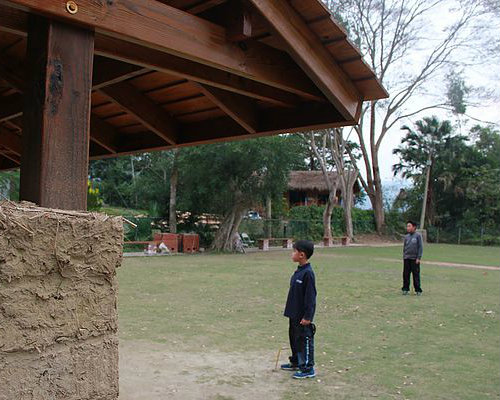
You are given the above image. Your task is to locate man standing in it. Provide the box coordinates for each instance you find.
[402,220,423,296]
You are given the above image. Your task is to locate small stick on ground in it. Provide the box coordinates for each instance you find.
[274,347,287,371]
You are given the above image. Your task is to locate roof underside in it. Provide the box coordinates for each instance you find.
[0,0,387,171]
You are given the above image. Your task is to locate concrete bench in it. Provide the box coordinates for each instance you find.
[323,236,350,247]
[257,238,293,251]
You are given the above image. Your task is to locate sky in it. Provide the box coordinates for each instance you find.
[353,1,500,184]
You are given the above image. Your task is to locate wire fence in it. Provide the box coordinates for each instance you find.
[122,216,499,248]
[426,225,499,246]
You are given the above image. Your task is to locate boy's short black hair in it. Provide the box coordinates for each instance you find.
[407,220,417,227]
[293,240,314,259]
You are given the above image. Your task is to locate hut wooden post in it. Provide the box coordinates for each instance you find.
[20,16,94,210]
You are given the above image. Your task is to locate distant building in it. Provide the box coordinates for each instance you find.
[286,171,360,208]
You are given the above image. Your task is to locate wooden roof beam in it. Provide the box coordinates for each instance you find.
[101,82,179,145]
[89,115,119,154]
[0,57,131,154]
[0,61,24,92]
[0,125,22,156]
[95,36,301,108]
[0,5,302,108]
[0,54,149,92]
[248,0,361,121]
[196,84,258,133]
[92,57,150,90]
[1,0,324,102]
[0,93,23,123]
[0,153,19,169]
[0,150,20,165]
[185,0,228,14]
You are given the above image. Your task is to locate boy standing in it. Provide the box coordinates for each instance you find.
[281,240,317,379]
[402,220,423,295]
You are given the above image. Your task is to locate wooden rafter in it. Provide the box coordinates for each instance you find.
[0,124,21,156]
[0,61,24,92]
[89,115,118,154]
[0,93,22,122]
[101,82,178,145]
[0,54,149,92]
[197,84,258,133]
[94,36,301,107]
[0,57,133,153]
[0,0,324,101]
[0,152,19,169]
[248,0,361,121]
[0,5,304,107]
[93,57,150,90]
[185,0,228,14]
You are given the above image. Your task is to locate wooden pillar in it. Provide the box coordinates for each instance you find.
[20,16,94,210]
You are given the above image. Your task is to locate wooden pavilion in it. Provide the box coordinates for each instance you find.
[0,0,387,211]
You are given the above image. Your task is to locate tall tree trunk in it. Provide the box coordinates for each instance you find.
[323,190,336,244]
[310,133,337,245]
[169,150,179,233]
[130,157,138,207]
[211,202,247,251]
[343,183,354,240]
[371,149,385,234]
[265,195,272,238]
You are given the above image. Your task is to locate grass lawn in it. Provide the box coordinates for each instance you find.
[118,244,500,399]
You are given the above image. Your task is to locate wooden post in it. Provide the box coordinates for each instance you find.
[20,16,94,210]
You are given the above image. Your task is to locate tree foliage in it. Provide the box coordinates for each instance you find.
[322,0,497,233]
[393,120,500,230]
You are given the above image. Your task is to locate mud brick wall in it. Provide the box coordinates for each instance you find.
[0,202,123,400]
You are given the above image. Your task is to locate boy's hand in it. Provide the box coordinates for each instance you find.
[300,319,311,325]
[416,258,421,264]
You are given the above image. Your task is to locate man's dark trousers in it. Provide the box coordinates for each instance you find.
[403,259,422,293]
[288,319,315,371]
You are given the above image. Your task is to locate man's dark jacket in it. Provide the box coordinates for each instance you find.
[284,263,317,321]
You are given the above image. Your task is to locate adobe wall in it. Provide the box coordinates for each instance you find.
[0,202,123,400]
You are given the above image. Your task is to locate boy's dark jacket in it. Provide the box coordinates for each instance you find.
[284,263,317,321]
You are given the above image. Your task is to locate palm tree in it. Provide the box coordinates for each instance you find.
[393,116,457,228]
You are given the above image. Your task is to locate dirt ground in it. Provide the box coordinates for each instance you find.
[119,340,292,400]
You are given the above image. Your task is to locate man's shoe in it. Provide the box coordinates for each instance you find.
[280,363,299,371]
[292,368,316,379]
[402,290,409,295]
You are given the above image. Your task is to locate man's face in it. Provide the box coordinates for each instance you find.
[407,223,415,233]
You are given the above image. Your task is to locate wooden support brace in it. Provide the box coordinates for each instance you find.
[196,83,258,133]
[101,82,178,145]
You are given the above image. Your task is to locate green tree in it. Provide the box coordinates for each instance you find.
[180,135,304,251]
[0,170,19,201]
[393,116,465,226]
[393,121,499,234]
[323,0,495,234]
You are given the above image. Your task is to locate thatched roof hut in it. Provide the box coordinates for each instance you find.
[286,170,359,207]
[287,171,358,191]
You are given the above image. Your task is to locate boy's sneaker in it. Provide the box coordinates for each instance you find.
[292,368,316,379]
[280,363,299,371]
[402,290,409,295]
[416,292,422,296]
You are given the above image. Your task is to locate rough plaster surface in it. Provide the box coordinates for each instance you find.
[0,201,123,400]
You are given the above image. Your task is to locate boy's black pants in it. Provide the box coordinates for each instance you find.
[402,258,422,292]
[288,318,315,371]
